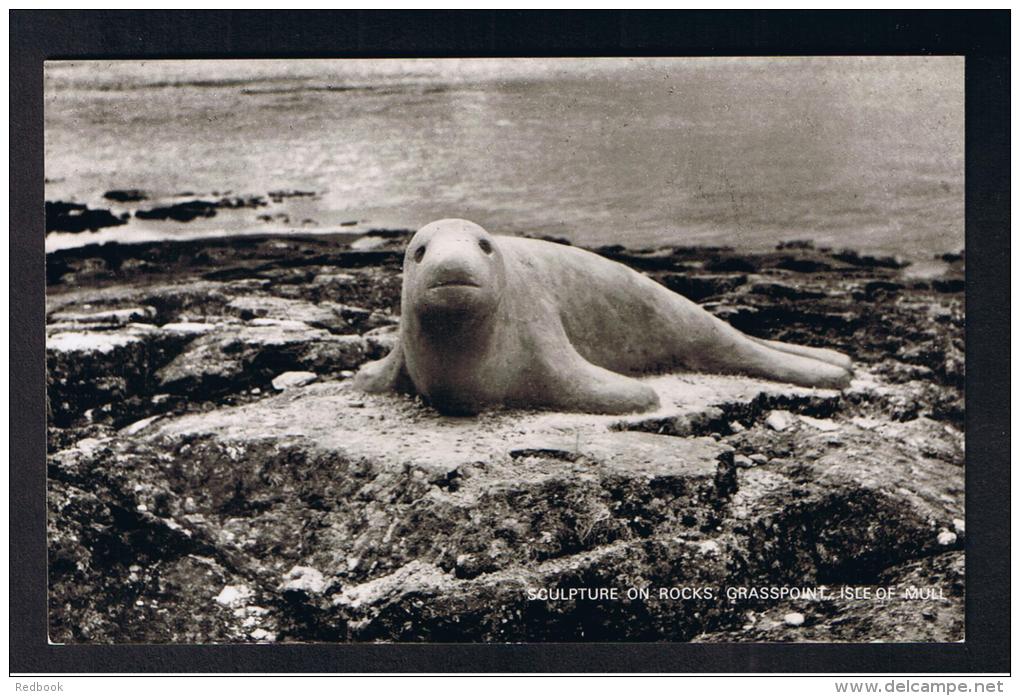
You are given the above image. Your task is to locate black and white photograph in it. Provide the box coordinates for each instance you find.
[42,53,971,646]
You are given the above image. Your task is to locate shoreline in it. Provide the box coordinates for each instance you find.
[44,190,965,267]
[46,225,964,287]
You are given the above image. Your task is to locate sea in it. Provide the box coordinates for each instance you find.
[44,57,964,264]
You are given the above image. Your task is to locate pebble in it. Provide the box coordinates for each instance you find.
[749,454,768,466]
[215,584,253,607]
[937,529,958,546]
[250,628,276,642]
[697,540,720,555]
[783,612,805,627]
[765,410,796,432]
[279,565,328,595]
[733,454,754,469]
[729,421,746,433]
[271,371,318,391]
[952,518,965,534]
[798,415,840,432]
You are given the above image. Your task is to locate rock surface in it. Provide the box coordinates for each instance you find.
[46,201,128,234]
[46,232,965,643]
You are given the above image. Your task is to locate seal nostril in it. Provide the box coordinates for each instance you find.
[478,238,493,255]
[414,245,427,263]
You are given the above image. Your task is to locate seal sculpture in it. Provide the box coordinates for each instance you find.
[353,219,853,415]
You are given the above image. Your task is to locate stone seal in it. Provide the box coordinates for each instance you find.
[353,219,852,415]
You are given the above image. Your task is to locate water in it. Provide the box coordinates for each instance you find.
[45,57,964,260]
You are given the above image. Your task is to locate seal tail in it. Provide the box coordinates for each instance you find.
[732,336,853,389]
[748,336,853,371]
[694,317,853,389]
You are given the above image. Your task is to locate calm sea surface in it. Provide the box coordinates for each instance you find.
[45,58,964,260]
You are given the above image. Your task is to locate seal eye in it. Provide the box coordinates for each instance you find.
[413,245,427,263]
[478,238,493,255]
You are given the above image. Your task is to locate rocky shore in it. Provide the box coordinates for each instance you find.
[46,230,965,643]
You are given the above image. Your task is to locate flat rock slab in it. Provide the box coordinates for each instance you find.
[151,372,838,468]
[47,369,964,642]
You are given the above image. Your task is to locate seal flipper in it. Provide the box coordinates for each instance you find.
[351,343,414,394]
[523,345,661,415]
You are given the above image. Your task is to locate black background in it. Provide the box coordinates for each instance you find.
[11,10,1010,674]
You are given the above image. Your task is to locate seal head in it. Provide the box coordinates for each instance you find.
[395,219,516,414]
[402,219,505,328]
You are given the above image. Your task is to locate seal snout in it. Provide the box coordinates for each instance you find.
[416,234,490,291]
[428,271,481,290]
